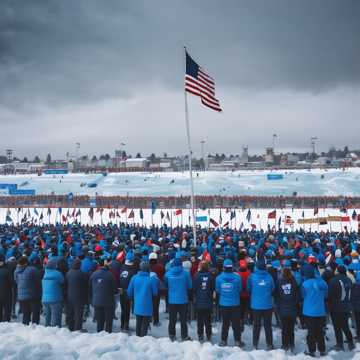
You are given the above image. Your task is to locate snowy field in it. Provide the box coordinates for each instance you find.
[0,168,360,196]
[0,300,358,360]
[1,207,359,232]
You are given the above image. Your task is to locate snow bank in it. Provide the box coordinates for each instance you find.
[0,322,321,360]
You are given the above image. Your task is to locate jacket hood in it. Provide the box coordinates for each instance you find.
[221,272,237,282]
[169,265,183,275]
[303,265,315,280]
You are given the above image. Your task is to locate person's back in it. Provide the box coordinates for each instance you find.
[119,263,137,291]
[216,271,241,307]
[276,276,298,317]
[193,270,214,309]
[247,268,274,310]
[0,255,12,321]
[328,272,352,313]
[66,266,89,306]
[90,266,117,307]
[165,260,192,305]
[15,260,41,301]
[302,272,327,317]
[42,260,64,304]
[128,270,157,317]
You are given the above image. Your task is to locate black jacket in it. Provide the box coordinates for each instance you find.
[193,271,214,309]
[275,277,299,317]
[0,264,13,303]
[328,274,352,313]
[119,264,137,290]
[90,267,117,307]
[66,269,89,306]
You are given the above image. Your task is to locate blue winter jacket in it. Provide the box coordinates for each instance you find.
[193,271,215,309]
[42,267,64,303]
[127,271,158,316]
[15,265,42,301]
[81,257,97,274]
[301,277,328,317]
[216,271,241,307]
[164,265,192,304]
[247,269,274,310]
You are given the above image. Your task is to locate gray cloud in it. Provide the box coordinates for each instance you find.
[0,0,359,157]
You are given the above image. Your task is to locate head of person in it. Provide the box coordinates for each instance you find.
[72,258,82,270]
[223,259,233,273]
[256,260,266,271]
[199,260,209,272]
[302,264,315,280]
[149,252,158,264]
[282,267,293,282]
[18,255,28,267]
[337,264,347,276]
[140,261,150,273]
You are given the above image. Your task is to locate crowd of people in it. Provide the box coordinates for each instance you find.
[1,221,360,356]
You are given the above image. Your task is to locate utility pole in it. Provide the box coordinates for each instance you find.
[6,149,13,163]
[272,134,277,153]
[200,140,205,171]
[310,137,318,162]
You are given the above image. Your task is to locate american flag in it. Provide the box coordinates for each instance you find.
[185,51,222,112]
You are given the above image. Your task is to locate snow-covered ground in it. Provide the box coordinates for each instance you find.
[0,168,360,196]
[1,207,359,232]
[0,300,358,360]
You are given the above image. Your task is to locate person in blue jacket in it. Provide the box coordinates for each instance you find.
[193,261,215,342]
[301,264,328,357]
[247,260,275,350]
[215,259,242,347]
[42,257,65,327]
[164,257,192,341]
[127,261,158,337]
[275,267,299,353]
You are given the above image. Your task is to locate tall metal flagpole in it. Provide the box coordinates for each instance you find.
[184,46,197,245]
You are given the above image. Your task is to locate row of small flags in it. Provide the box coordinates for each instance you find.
[4,207,360,227]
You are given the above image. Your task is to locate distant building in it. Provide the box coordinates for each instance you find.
[125,158,149,169]
[265,147,274,164]
[239,146,249,164]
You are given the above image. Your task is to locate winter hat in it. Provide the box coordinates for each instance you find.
[149,252,158,260]
[140,261,150,272]
[46,257,58,269]
[223,259,233,268]
[256,260,266,271]
[335,249,342,258]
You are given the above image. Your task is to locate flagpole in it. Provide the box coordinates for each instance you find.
[184,46,197,245]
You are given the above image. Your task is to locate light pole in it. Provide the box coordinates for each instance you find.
[200,140,205,171]
[272,134,277,153]
[310,137,318,162]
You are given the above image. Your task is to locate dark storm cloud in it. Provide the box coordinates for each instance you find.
[0,0,359,157]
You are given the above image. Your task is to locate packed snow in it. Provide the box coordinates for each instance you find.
[0,168,360,196]
[0,300,358,360]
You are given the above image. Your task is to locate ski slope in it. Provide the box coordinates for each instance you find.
[0,168,360,196]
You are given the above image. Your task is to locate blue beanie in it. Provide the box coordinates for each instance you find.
[223,259,233,268]
[173,258,182,267]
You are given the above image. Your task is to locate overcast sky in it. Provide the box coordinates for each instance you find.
[1,0,359,159]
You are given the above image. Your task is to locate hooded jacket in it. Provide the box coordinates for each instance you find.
[328,273,352,313]
[42,260,65,303]
[216,271,241,307]
[127,271,158,316]
[301,266,328,317]
[15,264,42,301]
[164,264,192,304]
[275,276,299,317]
[90,267,117,307]
[247,269,274,310]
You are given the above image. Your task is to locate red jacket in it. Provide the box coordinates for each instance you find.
[238,270,250,299]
